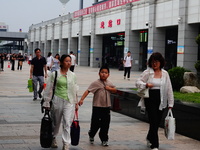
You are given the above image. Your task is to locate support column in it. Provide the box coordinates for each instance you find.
[177,0,198,71]
[44,25,48,57]
[58,21,64,55]
[125,3,140,71]
[90,13,102,68]
[68,15,78,55]
[38,27,43,55]
[32,28,37,55]
[78,16,89,66]
[51,23,55,55]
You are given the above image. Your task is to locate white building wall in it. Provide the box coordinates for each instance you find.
[132,4,149,30]
[47,25,53,40]
[71,19,79,37]
[41,26,46,41]
[82,16,92,36]
[96,7,126,34]
[54,23,60,40]
[35,28,40,41]
[188,0,200,23]
[62,21,69,39]
[30,30,34,42]
[156,0,179,27]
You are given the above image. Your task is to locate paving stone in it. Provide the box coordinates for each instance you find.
[0,62,199,150]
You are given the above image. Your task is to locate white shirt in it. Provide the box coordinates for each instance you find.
[70,54,76,66]
[47,56,53,67]
[136,68,174,110]
[124,56,132,67]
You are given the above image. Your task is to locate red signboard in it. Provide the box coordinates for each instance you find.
[74,0,140,18]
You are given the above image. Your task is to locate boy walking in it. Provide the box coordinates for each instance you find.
[78,66,117,146]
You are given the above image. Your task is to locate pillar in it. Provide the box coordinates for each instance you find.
[177,0,199,71]
[147,0,165,58]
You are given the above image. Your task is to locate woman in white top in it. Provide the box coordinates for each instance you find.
[43,54,79,150]
[123,51,132,80]
[136,52,174,150]
[46,52,53,70]
[51,54,60,72]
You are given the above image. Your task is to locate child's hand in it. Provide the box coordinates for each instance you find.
[78,99,84,106]
[105,85,112,91]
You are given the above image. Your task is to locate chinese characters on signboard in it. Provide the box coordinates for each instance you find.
[74,0,140,18]
[100,19,121,29]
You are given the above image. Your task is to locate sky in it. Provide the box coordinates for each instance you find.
[0,0,94,32]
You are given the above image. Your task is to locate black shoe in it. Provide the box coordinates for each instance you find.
[33,98,37,101]
[38,92,42,98]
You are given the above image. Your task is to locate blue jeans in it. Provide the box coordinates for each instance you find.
[32,76,44,99]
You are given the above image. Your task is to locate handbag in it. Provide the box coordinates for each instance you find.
[164,109,176,140]
[137,88,149,98]
[70,110,80,146]
[137,70,150,98]
[40,110,53,148]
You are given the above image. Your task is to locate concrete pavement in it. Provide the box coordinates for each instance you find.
[0,61,200,150]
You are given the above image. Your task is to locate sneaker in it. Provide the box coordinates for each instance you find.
[151,148,158,150]
[102,141,109,146]
[51,138,58,148]
[38,92,42,98]
[62,144,69,150]
[89,137,94,144]
[124,76,126,79]
[146,139,152,148]
[33,98,37,101]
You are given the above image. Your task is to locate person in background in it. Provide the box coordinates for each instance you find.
[46,52,54,71]
[0,53,5,71]
[17,53,24,70]
[78,66,117,147]
[69,51,76,72]
[135,52,174,150]
[10,53,16,71]
[123,51,133,80]
[51,54,60,72]
[30,48,47,101]
[43,54,79,150]
[28,54,32,65]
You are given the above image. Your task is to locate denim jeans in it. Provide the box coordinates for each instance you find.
[32,75,44,99]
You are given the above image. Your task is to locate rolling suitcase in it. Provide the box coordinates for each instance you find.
[40,110,53,148]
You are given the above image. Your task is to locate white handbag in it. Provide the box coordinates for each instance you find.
[137,88,149,98]
[164,109,176,140]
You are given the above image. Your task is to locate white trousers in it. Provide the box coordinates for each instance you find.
[51,95,75,145]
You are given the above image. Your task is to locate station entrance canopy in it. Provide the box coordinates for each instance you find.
[0,31,27,41]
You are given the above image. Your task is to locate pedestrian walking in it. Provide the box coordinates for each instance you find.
[78,65,117,146]
[28,54,32,65]
[0,53,5,71]
[43,54,79,150]
[30,48,47,101]
[123,51,132,80]
[135,52,174,150]
[17,53,24,70]
[10,53,16,71]
[51,54,60,72]
[46,52,53,71]
[69,51,76,72]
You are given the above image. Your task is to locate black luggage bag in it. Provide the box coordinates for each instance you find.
[40,110,53,148]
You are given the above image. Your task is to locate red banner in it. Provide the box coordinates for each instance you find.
[74,0,140,18]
